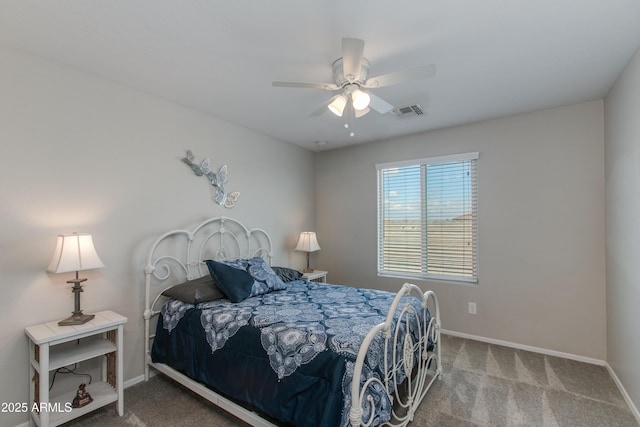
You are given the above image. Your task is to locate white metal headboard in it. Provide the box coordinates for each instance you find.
[143,216,273,379]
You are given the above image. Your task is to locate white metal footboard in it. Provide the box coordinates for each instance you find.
[349,283,441,427]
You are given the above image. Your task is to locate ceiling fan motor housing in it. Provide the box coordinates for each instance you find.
[332,57,370,87]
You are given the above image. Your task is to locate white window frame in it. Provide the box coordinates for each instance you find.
[376,152,479,284]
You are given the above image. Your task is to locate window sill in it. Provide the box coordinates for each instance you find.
[377,272,478,286]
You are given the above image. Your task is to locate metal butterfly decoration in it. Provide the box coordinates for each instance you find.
[181,150,240,208]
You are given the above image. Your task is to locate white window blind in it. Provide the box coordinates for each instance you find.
[376,152,478,283]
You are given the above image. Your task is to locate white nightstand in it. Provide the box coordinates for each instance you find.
[302,270,328,283]
[25,310,127,427]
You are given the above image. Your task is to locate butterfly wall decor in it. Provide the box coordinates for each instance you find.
[181,150,240,208]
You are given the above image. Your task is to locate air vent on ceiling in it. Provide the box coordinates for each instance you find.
[390,104,425,119]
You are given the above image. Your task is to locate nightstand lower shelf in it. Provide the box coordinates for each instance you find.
[31,381,117,427]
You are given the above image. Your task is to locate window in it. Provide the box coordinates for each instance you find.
[376,152,478,283]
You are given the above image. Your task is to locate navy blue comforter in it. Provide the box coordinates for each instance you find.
[151,279,429,427]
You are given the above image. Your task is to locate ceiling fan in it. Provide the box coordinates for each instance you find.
[272,38,436,119]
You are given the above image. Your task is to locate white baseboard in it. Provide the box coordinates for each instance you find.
[441,329,606,365]
[605,363,640,424]
[124,374,146,389]
[442,329,640,425]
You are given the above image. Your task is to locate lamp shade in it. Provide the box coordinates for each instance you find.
[47,233,105,274]
[328,95,347,117]
[295,232,321,253]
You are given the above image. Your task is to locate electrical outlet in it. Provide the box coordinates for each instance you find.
[468,302,477,315]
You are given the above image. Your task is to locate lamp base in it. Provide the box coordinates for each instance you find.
[59,275,94,326]
[58,313,95,326]
[302,267,314,273]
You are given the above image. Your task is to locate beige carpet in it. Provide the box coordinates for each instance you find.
[64,335,638,426]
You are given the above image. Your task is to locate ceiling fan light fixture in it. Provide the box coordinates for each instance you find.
[351,89,371,111]
[328,95,347,117]
[354,106,370,118]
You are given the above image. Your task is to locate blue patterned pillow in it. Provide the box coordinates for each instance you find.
[205,257,286,303]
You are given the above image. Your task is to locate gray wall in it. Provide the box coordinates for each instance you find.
[605,46,640,415]
[0,46,315,427]
[315,100,606,360]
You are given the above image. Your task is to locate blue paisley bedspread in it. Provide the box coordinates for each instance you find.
[151,279,430,427]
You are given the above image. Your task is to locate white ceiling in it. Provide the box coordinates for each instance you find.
[1,1,639,151]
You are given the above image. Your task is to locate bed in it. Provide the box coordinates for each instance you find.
[143,217,441,426]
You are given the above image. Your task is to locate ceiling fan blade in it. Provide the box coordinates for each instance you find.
[364,64,436,88]
[342,38,365,82]
[273,81,340,90]
[368,93,394,114]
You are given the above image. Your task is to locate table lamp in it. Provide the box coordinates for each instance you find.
[47,233,105,326]
[295,232,320,273]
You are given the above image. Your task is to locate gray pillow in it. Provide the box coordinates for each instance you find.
[271,266,303,282]
[162,275,225,304]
